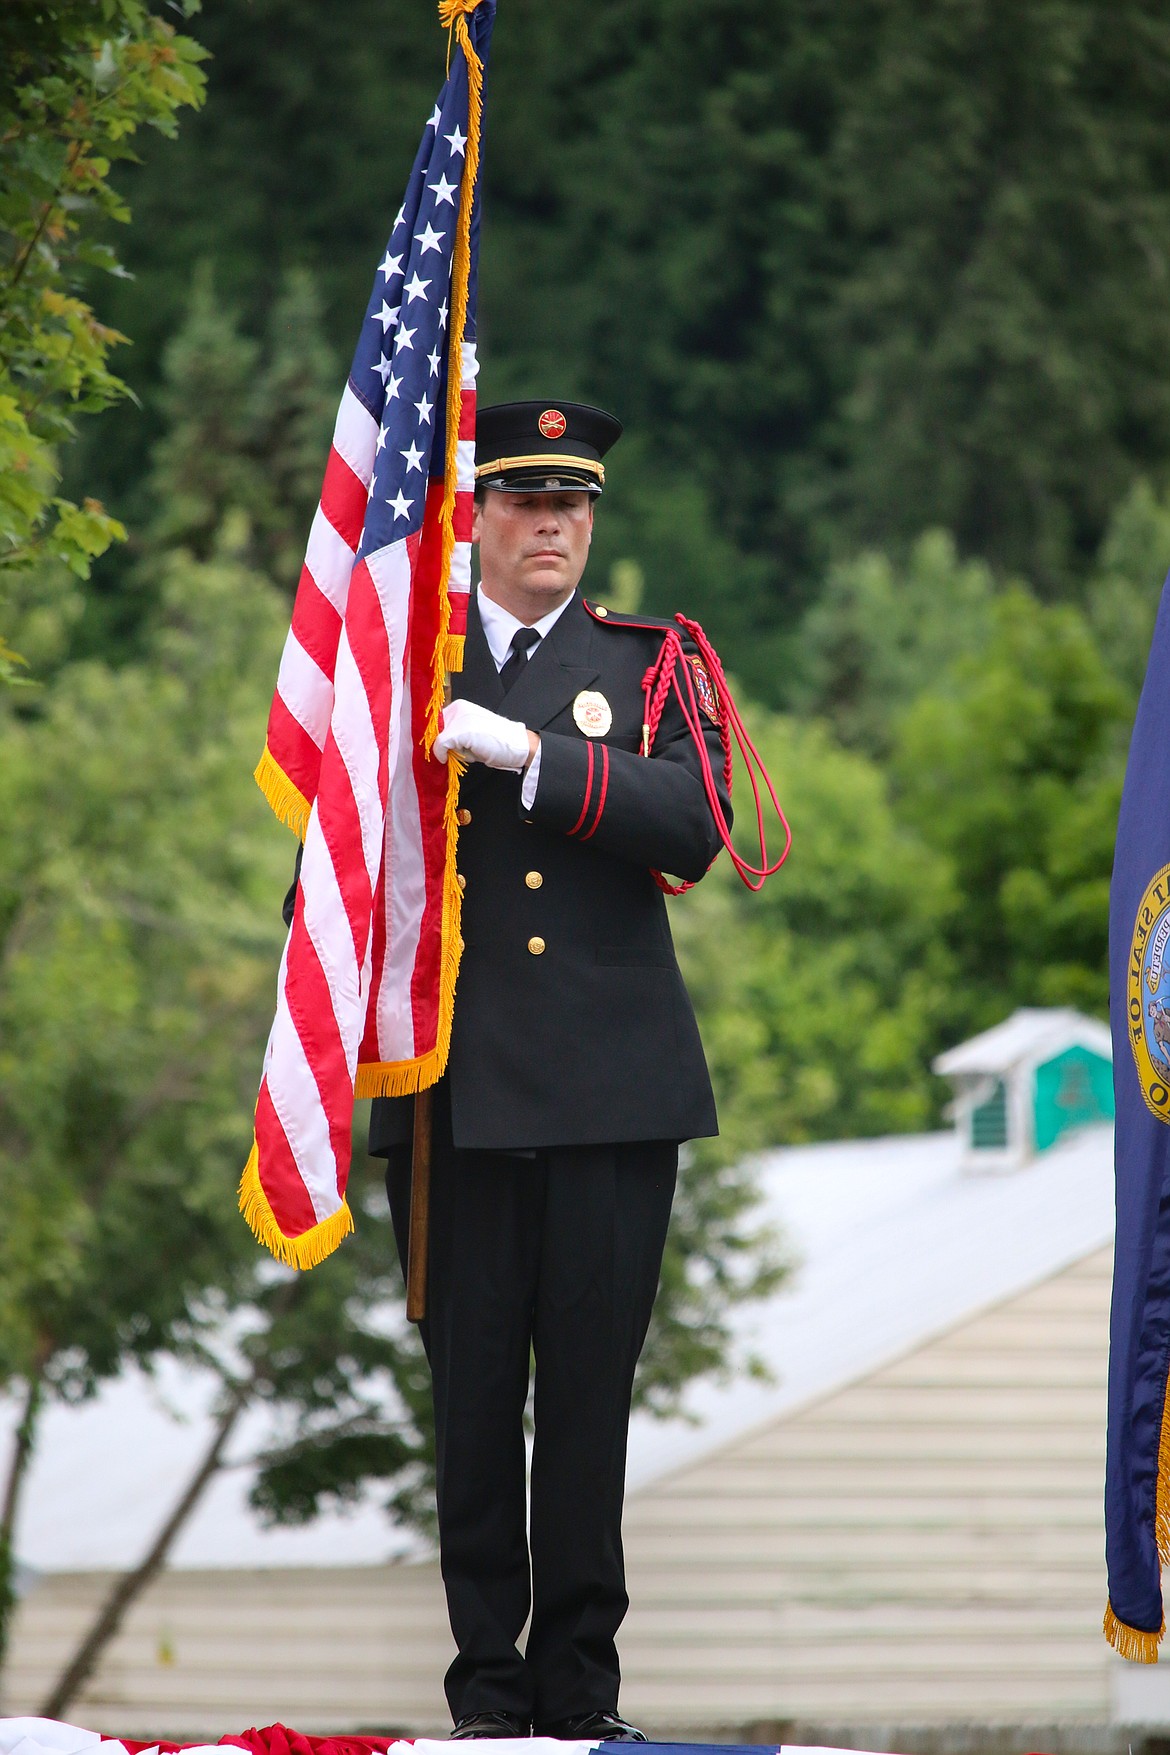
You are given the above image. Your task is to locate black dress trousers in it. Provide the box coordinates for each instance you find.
[385,1083,677,1727]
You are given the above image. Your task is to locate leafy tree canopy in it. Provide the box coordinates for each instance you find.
[0,0,206,682]
[72,0,1170,693]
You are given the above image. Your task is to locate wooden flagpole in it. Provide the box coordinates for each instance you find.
[406,1088,433,1321]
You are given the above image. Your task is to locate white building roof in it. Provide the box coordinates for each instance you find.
[625,1117,1114,1489]
[0,1116,1116,1573]
[931,1006,1112,1079]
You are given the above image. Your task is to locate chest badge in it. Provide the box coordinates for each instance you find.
[573,689,612,738]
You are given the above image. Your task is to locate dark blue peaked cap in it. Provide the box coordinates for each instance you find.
[474,400,623,496]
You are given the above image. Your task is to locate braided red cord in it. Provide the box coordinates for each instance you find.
[640,616,792,895]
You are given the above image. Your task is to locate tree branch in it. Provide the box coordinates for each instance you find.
[0,1355,48,1676]
[38,1368,252,1720]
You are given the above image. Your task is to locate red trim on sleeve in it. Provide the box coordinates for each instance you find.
[568,739,595,836]
[579,742,610,840]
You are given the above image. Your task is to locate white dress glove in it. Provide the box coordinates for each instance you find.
[433,697,531,770]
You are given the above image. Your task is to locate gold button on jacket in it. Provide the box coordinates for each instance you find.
[527,935,546,956]
[456,808,472,826]
[525,871,543,889]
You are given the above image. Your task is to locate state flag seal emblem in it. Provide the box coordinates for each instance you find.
[538,408,567,439]
[1129,860,1170,1121]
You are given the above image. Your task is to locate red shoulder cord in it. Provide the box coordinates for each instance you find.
[640,615,792,895]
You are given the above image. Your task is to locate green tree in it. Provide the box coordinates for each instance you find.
[67,0,1170,689]
[670,705,956,1164]
[142,265,338,584]
[0,533,436,1697]
[36,1149,434,1718]
[892,588,1130,1034]
[790,530,998,755]
[0,525,284,1664]
[0,0,207,680]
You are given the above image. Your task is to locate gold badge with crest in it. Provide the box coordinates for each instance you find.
[573,690,612,738]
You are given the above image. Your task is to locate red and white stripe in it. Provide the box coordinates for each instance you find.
[248,346,477,1262]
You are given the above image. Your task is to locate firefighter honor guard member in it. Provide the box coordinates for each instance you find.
[371,400,732,1741]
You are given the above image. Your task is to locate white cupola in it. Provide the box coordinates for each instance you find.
[933,1007,1113,1173]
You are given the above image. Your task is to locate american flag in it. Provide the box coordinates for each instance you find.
[243,0,496,1268]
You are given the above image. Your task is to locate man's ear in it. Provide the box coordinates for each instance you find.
[471,497,484,543]
[587,502,594,545]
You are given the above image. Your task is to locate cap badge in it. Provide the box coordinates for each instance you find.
[538,408,567,439]
[573,689,612,739]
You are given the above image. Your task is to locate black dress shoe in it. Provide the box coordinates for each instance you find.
[450,1710,531,1738]
[537,1712,647,1743]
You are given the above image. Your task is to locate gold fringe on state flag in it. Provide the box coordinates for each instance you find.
[1103,1364,1170,1661]
[1104,1601,1165,1664]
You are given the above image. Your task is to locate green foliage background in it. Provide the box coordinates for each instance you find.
[4,0,1170,1649]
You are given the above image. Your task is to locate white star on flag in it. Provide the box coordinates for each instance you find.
[427,345,442,378]
[395,321,418,352]
[379,250,402,281]
[415,393,433,423]
[375,427,389,453]
[393,204,405,229]
[404,273,432,303]
[430,173,458,207]
[445,124,467,156]
[427,104,442,129]
[385,372,402,401]
[401,441,425,474]
[375,301,400,332]
[415,222,446,256]
[388,489,413,519]
[372,355,394,384]
[439,298,449,328]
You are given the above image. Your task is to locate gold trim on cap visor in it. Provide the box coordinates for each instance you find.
[474,453,605,483]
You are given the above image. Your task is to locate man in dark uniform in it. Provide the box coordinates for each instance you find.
[370,401,730,1741]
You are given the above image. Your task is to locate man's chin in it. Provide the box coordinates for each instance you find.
[522,571,575,598]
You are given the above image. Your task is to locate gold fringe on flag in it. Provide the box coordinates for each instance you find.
[238,1143,355,1271]
[354,758,466,1100]
[241,1,484,1269]
[356,0,486,1097]
[254,743,310,840]
[432,0,486,698]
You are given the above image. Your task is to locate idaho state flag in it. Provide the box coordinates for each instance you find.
[1106,571,1170,1659]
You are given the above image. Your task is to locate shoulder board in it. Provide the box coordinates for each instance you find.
[582,601,679,633]
[583,601,725,727]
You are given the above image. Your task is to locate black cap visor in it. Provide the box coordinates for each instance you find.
[475,457,605,496]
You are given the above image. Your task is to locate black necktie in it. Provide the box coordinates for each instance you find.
[499,626,540,694]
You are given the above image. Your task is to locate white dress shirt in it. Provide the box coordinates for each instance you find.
[476,584,575,808]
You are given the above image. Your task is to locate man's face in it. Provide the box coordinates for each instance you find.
[473,488,594,622]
